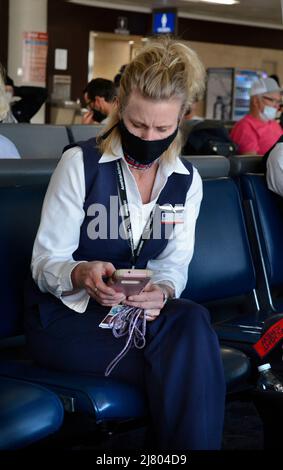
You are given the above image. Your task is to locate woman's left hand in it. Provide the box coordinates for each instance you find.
[123,283,165,322]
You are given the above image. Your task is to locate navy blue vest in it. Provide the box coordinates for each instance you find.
[70,139,193,269]
[27,138,193,314]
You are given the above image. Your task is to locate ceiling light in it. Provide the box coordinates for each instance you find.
[198,0,239,4]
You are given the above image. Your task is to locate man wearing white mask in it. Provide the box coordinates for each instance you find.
[230,77,283,155]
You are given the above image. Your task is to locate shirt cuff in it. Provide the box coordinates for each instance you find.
[61,290,90,313]
[60,260,87,293]
[151,278,177,297]
[60,260,90,313]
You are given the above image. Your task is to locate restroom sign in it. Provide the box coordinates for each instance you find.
[152,10,177,35]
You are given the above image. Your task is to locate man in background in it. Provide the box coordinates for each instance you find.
[230,77,283,155]
[82,78,117,125]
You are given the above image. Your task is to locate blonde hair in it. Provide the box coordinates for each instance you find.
[98,37,206,161]
[0,64,9,122]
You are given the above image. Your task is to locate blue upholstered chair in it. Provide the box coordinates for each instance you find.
[0,376,64,449]
[0,160,252,446]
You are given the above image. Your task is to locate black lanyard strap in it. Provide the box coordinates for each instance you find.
[116,160,156,268]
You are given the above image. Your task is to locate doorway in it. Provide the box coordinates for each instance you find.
[88,32,147,82]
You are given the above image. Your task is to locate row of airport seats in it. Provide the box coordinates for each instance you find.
[0,123,102,159]
[0,153,263,187]
[0,122,237,160]
[0,153,281,449]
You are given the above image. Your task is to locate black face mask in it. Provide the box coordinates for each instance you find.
[92,109,107,123]
[118,120,178,165]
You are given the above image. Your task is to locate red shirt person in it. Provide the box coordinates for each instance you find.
[230,77,283,155]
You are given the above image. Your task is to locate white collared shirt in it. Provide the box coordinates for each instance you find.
[31,142,203,312]
[266,141,283,196]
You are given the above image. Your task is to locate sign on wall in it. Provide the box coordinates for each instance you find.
[22,31,48,85]
[55,48,68,71]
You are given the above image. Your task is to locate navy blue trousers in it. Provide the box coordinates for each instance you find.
[25,297,226,450]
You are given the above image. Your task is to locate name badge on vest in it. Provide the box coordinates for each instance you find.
[159,204,185,225]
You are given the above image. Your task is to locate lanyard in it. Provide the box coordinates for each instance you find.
[116,160,156,268]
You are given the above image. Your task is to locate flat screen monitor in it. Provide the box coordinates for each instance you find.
[152,9,177,35]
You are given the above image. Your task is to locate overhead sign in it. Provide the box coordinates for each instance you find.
[152,10,177,35]
[115,16,129,35]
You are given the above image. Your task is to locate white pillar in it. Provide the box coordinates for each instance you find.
[8,0,48,122]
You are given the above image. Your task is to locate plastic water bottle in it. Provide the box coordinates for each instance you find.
[213,96,225,120]
[257,363,283,392]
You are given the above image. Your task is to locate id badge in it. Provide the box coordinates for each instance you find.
[98,304,124,329]
[160,204,185,225]
[161,212,175,224]
[174,211,185,224]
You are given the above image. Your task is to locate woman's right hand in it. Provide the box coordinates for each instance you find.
[71,261,126,306]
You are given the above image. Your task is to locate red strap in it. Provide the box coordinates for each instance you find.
[253,318,283,358]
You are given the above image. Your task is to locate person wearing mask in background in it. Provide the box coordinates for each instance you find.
[82,78,117,125]
[25,37,225,451]
[4,74,48,123]
[230,77,283,155]
[0,68,21,157]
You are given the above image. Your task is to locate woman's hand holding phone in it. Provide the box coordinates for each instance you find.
[107,269,153,297]
[71,264,171,315]
[122,283,166,322]
[71,261,126,306]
